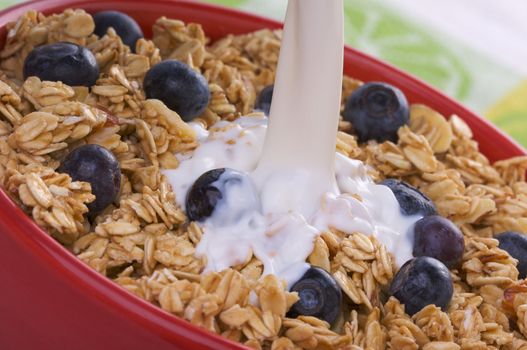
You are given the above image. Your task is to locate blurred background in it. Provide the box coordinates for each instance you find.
[2,0,526,146]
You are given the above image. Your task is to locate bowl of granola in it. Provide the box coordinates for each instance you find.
[1,0,527,349]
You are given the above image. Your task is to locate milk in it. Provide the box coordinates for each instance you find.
[253,0,343,219]
[163,0,421,285]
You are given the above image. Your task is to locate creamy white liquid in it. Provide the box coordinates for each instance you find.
[163,117,420,283]
[163,0,420,285]
[253,0,343,219]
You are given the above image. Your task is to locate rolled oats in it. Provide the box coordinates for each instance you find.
[1,8,527,350]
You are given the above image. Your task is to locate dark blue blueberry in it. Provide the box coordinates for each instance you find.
[389,257,453,316]
[93,11,143,51]
[496,231,527,278]
[23,42,99,87]
[287,267,342,325]
[381,179,437,217]
[185,168,259,223]
[413,215,464,269]
[343,82,409,143]
[144,60,210,121]
[255,84,273,115]
[58,144,121,216]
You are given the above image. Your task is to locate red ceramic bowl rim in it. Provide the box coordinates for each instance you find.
[0,0,525,348]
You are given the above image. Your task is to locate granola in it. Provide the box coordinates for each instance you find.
[1,8,527,350]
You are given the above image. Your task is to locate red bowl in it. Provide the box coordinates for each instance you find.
[0,1,525,349]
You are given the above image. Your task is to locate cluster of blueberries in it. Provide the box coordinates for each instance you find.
[185,167,460,324]
[22,10,527,326]
[254,83,527,323]
[23,11,211,218]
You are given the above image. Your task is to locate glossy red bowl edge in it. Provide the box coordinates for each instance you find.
[0,1,525,349]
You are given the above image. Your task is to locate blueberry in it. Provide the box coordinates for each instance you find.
[143,60,210,121]
[58,144,121,216]
[287,267,342,325]
[23,42,99,87]
[381,179,437,217]
[413,215,464,269]
[255,84,273,115]
[496,231,527,278]
[93,11,143,51]
[343,82,409,143]
[389,257,453,316]
[186,168,259,223]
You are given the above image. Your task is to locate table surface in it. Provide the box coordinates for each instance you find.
[1,0,526,147]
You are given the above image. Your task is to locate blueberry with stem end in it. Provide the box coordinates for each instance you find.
[287,266,342,326]
[343,81,409,143]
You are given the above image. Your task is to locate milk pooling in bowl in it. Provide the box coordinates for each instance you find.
[163,0,421,285]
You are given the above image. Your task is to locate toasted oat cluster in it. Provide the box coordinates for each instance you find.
[2,8,527,350]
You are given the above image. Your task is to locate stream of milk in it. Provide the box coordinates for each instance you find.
[163,0,421,286]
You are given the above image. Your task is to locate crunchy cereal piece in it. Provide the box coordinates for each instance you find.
[484,181,527,233]
[420,169,470,217]
[447,154,503,185]
[451,196,496,226]
[409,104,453,153]
[383,297,428,348]
[74,233,110,273]
[6,167,94,242]
[412,305,454,342]
[336,131,361,160]
[231,29,281,71]
[202,269,251,311]
[122,176,185,228]
[152,17,206,69]
[201,57,257,115]
[461,237,518,288]
[86,124,128,153]
[308,236,331,272]
[362,140,414,178]
[153,232,200,272]
[332,233,395,309]
[479,302,513,347]
[91,64,144,119]
[135,38,162,66]
[88,27,129,73]
[449,295,486,346]
[184,293,222,332]
[0,79,24,125]
[9,102,108,155]
[398,125,440,173]
[270,337,297,350]
[422,342,460,350]
[449,115,473,139]
[494,156,527,185]
[208,83,237,118]
[142,99,195,141]
[220,304,251,328]
[22,76,75,109]
[283,317,350,350]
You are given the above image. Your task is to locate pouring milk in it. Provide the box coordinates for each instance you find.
[163,0,421,286]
